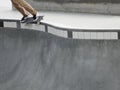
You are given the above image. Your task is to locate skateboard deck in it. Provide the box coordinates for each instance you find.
[23,16,44,24]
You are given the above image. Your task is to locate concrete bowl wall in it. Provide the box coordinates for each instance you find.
[12,0,120,15]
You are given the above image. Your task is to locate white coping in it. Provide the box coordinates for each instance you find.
[73,32,118,39]
[2,20,119,40]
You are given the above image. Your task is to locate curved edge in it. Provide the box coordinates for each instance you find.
[0,19,120,40]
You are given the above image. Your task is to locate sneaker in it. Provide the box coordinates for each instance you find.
[20,16,28,23]
[33,15,38,21]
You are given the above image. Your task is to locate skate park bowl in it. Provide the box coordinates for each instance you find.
[0,19,120,90]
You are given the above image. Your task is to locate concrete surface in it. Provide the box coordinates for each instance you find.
[1,8,120,29]
[22,0,120,15]
[0,28,120,90]
[34,0,120,3]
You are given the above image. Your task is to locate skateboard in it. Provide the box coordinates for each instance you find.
[22,16,44,24]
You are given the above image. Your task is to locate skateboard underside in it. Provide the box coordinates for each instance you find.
[22,16,44,24]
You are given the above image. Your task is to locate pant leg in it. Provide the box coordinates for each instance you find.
[16,0,37,15]
[11,0,29,16]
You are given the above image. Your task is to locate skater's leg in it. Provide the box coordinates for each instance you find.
[16,0,37,16]
[11,0,29,16]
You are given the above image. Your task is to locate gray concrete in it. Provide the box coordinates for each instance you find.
[34,0,120,3]
[18,0,120,15]
[0,28,120,90]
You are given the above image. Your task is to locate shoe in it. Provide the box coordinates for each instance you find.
[20,16,28,23]
[33,15,38,21]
